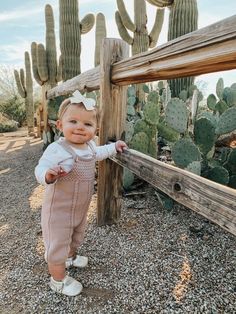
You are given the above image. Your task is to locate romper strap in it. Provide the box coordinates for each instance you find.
[87,141,97,157]
[56,139,96,159]
[56,139,77,160]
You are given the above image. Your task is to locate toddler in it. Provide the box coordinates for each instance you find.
[35,90,127,296]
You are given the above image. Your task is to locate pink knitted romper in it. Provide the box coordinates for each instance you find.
[41,140,96,265]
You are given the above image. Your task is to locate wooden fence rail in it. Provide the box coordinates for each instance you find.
[45,15,236,236]
[111,150,236,236]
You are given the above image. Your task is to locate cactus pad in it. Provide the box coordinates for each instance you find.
[207,94,217,110]
[186,161,201,176]
[216,78,224,100]
[143,101,160,125]
[157,122,180,142]
[205,166,229,185]
[172,138,201,168]
[165,98,188,133]
[215,107,236,135]
[215,100,228,115]
[194,118,216,155]
[130,131,149,154]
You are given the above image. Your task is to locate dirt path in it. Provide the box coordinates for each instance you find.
[0,128,236,313]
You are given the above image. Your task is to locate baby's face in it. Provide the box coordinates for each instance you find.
[57,104,97,145]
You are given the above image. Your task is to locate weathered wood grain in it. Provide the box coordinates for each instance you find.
[111,149,236,236]
[46,67,100,99]
[97,39,129,225]
[112,15,236,85]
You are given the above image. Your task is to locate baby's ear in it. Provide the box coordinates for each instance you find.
[56,120,62,131]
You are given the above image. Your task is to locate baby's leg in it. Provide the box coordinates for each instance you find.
[48,263,66,281]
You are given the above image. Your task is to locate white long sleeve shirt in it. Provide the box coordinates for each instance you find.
[35,137,117,185]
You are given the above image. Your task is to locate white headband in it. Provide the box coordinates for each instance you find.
[69,90,96,111]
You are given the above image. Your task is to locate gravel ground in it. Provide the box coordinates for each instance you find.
[0,129,236,314]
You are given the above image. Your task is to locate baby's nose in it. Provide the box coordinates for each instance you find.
[76,122,84,129]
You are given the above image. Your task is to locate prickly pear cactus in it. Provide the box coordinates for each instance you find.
[205,166,229,185]
[165,98,188,133]
[143,101,160,125]
[172,138,201,168]
[194,117,215,155]
[157,121,180,142]
[207,94,217,111]
[186,161,201,176]
[130,131,149,154]
[215,107,236,135]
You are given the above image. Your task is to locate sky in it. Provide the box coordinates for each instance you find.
[0,0,235,96]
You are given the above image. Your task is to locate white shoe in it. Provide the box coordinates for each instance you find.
[66,255,88,268]
[50,275,83,296]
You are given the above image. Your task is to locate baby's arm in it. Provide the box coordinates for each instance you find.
[93,140,128,161]
[35,142,72,185]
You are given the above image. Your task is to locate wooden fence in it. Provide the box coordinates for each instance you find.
[46,15,236,236]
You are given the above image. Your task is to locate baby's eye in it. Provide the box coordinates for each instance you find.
[70,120,77,124]
[85,123,92,127]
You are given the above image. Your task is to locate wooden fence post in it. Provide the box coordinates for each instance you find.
[97,38,129,225]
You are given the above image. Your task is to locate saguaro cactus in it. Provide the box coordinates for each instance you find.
[167,0,198,97]
[94,13,107,67]
[14,52,34,134]
[115,0,166,55]
[31,4,61,88]
[59,0,95,81]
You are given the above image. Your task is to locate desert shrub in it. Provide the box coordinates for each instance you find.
[0,96,26,127]
[0,113,18,132]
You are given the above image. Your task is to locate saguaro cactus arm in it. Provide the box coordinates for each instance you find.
[95,13,107,66]
[37,43,49,83]
[116,0,169,55]
[149,8,165,47]
[25,51,33,97]
[117,0,135,31]
[115,11,133,45]
[14,69,26,98]
[45,4,57,86]
[31,42,42,86]
[146,0,174,7]
[14,51,34,134]
[80,13,95,34]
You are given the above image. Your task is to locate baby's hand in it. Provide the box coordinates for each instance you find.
[45,166,68,184]
[115,140,128,153]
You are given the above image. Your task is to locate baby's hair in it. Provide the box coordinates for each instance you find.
[58,98,100,124]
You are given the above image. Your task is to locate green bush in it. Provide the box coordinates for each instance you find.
[0,96,26,127]
[0,121,18,132]
[0,113,18,132]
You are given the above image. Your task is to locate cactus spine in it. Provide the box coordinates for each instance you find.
[167,0,198,97]
[59,0,95,81]
[14,52,34,134]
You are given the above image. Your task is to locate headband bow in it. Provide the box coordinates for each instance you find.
[69,90,96,111]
